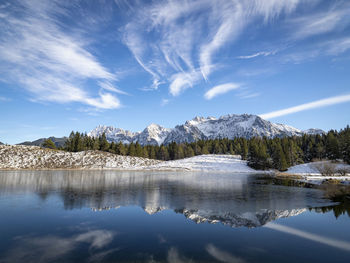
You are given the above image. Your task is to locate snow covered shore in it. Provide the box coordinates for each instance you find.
[0,145,266,173]
[0,145,161,169]
[2,145,349,179]
[147,154,266,173]
[285,161,350,182]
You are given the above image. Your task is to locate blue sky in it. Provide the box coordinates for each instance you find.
[0,0,349,144]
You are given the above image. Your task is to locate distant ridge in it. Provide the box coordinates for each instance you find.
[89,114,325,145]
[18,136,67,148]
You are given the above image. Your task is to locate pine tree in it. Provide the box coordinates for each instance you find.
[135,142,143,157]
[42,139,56,149]
[149,146,157,159]
[229,143,235,155]
[213,141,222,154]
[117,142,127,156]
[99,133,109,152]
[158,145,169,160]
[92,138,100,151]
[340,126,350,164]
[201,145,209,154]
[326,132,340,160]
[241,139,248,160]
[109,142,116,153]
[142,147,149,158]
[175,144,185,159]
[128,143,136,156]
[234,142,242,156]
[272,143,288,171]
[248,139,270,170]
[73,132,83,152]
[316,142,324,160]
[193,143,202,155]
[184,145,195,157]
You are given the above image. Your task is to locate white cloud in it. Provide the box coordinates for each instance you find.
[237,51,276,59]
[161,98,169,106]
[325,37,350,55]
[265,223,350,251]
[291,3,350,40]
[122,0,302,95]
[199,1,244,80]
[204,83,240,100]
[98,81,129,95]
[0,0,120,110]
[260,93,350,119]
[249,0,300,22]
[169,70,202,96]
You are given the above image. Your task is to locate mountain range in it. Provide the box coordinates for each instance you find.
[88,114,324,145]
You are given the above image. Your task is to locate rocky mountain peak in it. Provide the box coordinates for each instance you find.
[88,114,324,145]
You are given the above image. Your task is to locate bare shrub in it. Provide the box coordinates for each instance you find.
[314,162,336,176]
[337,167,350,176]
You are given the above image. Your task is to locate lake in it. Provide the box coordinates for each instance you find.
[0,170,349,262]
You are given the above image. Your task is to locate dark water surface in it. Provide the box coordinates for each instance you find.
[0,170,349,262]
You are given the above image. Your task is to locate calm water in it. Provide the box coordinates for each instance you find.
[0,170,349,263]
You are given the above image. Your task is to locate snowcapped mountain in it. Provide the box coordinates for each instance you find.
[134,124,171,146]
[177,208,306,228]
[88,125,138,144]
[88,114,324,145]
[302,128,325,135]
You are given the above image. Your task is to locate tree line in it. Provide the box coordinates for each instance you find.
[51,126,350,171]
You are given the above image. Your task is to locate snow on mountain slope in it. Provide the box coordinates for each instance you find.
[88,125,138,144]
[89,114,324,145]
[134,124,171,145]
[303,128,326,135]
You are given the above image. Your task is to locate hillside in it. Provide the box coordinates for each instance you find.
[147,154,264,173]
[89,114,324,145]
[0,145,161,169]
[0,145,267,172]
[18,136,67,148]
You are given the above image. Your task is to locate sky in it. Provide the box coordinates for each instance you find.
[0,0,349,144]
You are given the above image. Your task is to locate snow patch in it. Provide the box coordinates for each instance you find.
[148,154,269,173]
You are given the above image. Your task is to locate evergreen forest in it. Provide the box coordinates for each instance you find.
[58,126,350,171]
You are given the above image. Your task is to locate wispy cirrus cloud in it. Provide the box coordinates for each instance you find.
[204,83,240,100]
[98,81,129,96]
[122,0,301,96]
[0,0,121,110]
[260,93,350,119]
[237,51,277,59]
[291,3,350,40]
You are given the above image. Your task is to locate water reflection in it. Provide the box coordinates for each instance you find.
[1,229,116,263]
[265,223,350,252]
[0,170,333,228]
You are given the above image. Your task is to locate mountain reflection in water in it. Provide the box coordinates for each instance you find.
[0,170,333,228]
